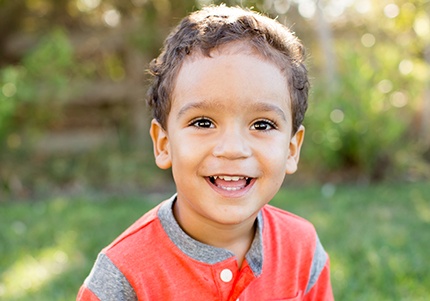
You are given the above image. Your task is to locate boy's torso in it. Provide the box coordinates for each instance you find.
[81,195,329,301]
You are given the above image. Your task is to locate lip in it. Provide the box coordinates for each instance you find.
[205,175,256,198]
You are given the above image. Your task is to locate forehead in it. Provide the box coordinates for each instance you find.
[170,43,292,121]
[174,43,288,93]
[167,41,291,119]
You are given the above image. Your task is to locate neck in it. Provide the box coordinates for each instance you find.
[173,202,257,267]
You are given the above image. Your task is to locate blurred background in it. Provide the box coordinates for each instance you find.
[0,0,429,199]
[1,0,430,300]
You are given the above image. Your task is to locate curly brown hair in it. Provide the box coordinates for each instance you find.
[147,5,309,134]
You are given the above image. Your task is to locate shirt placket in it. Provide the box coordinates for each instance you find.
[212,259,257,301]
[212,258,238,300]
[228,260,256,301]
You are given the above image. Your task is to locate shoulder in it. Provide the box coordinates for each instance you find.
[79,201,168,300]
[261,205,331,296]
[98,201,166,267]
[261,204,317,240]
[261,204,324,268]
[103,202,163,252]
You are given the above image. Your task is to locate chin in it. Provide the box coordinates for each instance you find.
[210,208,258,226]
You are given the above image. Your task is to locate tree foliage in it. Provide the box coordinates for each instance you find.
[0,0,429,198]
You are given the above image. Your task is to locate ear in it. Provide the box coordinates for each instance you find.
[285,125,305,175]
[149,119,172,170]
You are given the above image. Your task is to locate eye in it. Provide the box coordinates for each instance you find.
[250,119,277,131]
[189,117,215,128]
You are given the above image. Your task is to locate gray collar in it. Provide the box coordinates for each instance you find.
[158,195,264,276]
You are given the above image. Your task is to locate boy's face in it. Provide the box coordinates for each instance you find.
[150,43,304,227]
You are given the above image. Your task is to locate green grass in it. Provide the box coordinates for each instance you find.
[1,182,429,300]
[274,182,430,300]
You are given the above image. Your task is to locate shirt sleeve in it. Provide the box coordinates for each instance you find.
[76,253,138,301]
[303,235,334,301]
[76,285,101,301]
[303,257,334,300]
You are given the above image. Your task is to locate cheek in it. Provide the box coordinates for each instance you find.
[262,138,290,161]
[169,136,206,167]
[261,144,291,177]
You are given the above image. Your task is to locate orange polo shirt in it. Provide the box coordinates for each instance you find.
[77,195,333,300]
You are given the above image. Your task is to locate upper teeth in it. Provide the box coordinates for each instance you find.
[213,176,248,181]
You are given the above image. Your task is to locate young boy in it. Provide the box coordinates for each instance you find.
[77,5,333,301]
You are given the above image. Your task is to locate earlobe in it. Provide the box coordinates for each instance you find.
[285,125,305,175]
[149,119,172,169]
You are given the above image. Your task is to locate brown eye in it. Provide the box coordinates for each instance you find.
[190,118,214,128]
[251,120,276,131]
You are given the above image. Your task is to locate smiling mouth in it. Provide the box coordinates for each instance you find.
[208,175,253,191]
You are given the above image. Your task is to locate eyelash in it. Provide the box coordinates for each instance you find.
[189,117,215,128]
[189,117,278,131]
[251,119,278,131]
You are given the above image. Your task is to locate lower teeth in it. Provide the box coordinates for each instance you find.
[219,186,244,191]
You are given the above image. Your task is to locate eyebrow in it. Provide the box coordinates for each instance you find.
[177,100,288,122]
[177,100,226,119]
[248,102,288,122]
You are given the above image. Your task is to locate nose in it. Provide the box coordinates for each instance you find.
[212,128,252,160]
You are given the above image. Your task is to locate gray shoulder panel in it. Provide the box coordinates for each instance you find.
[84,253,137,301]
[305,235,328,294]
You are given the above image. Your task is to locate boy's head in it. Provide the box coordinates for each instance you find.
[148,5,308,227]
[147,5,309,135]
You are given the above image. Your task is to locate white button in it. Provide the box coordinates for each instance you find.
[220,268,233,283]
